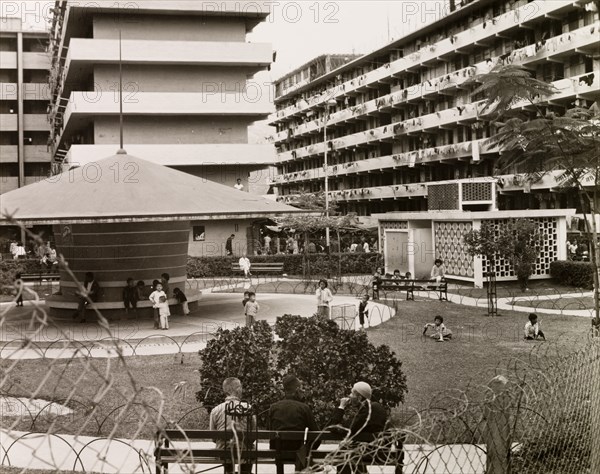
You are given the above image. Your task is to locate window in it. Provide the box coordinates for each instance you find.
[193,226,205,241]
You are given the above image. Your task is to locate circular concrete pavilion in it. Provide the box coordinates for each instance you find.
[0,152,301,319]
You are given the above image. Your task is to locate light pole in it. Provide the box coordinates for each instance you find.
[323,98,337,253]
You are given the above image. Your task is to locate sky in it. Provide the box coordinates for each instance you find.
[4,1,447,140]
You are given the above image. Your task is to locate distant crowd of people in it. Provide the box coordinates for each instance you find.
[7,239,58,270]
[566,238,590,261]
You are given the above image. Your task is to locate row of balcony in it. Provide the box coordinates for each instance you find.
[269,22,599,142]
[0,51,51,70]
[276,170,577,204]
[0,145,51,163]
[0,83,51,101]
[62,144,277,167]
[274,72,599,163]
[272,0,592,120]
[0,114,48,131]
[50,90,274,153]
[274,138,491,185]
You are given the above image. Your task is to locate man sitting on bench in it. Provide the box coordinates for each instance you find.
[209,377,256,474]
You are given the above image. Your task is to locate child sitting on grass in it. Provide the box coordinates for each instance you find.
[423,315,453,342]
[524,313,546,341]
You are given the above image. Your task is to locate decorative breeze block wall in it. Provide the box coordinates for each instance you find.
[434,221,474,277]
[428,184,460,210]
[482,217,559,278]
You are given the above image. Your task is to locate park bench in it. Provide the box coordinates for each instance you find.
[376,278,448,301]
[20,272,60,283]
[155,429,403,474]
[231,262,284,275]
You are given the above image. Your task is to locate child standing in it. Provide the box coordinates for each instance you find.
[244,292,259,326]
[524,313,546,340]
[242,291,250,309]
[122,277,138,313]
[371,267,383,300]
[173,288,190,315]
[157,295,170,330]
[316,279,333,317]
[358,294,369,330]
[423,315,453,342]
[14,273,24,307]
[149,282,166,330]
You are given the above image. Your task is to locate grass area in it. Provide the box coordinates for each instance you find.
[368,296,591,410]
[509,296,595,311]
[0,352,208,439]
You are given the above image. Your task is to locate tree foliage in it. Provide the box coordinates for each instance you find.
[464,219,543,291]
[196,315,407,428]
[472,64,600,319]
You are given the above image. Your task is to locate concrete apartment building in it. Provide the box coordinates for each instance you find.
[269,0,600,217]
[47,1,276,192]
[0,17,51,195]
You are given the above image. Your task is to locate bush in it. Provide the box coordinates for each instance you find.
[187,253,383,278]
[195,320,280,426]
[550,261,594,289]
[275,314,407,427]
[196,314,408,429]
[0,259,44,294]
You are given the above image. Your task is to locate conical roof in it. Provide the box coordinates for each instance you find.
[0,154,301,223]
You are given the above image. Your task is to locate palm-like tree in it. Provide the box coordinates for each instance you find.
[471,65,600,324]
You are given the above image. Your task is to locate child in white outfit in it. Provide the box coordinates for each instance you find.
[158,295,170,330]
[149,283,167,329]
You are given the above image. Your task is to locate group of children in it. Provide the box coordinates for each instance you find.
[121,273,190,330]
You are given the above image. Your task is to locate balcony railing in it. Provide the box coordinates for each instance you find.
[277,170,580,204]
[269,22,599,138]
[272,2,594,121]
[274,139,491,184]
[274,72,598,163]
[0,146,18,163]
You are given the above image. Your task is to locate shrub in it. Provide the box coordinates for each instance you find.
[550,261,594,289]
[196,314,407,429]
[195,320,280,426]
[187,253,383,278]
[0,259,44,294]
[275,314,407,427]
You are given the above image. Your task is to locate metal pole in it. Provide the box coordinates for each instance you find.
[324,106,330,253]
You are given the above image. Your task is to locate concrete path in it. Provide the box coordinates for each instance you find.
[0,292,395,359]
[0,428,485,474]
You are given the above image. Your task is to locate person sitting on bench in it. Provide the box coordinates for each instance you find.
[430,259,446,284]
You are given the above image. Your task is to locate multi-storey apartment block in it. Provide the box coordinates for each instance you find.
[47,1,276,192]
[0,17,50,195]
[269,0,600,216]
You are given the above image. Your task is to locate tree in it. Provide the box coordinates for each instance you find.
[471,65,600,323]
[465,219,543,293]
[196,315,408,428]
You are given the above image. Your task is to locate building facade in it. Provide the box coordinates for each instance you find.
[0,17,51,195]
[269,0,600,216]
[47,1,277,192]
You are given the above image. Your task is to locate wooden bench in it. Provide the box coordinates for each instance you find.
[20,273,60,283]
[231,262,284,275]
[376,278,448,301]
[155,429,403,474]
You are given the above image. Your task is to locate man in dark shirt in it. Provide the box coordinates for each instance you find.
[225,234,235,255]
[330,381,388,474]
[268,374,320,472]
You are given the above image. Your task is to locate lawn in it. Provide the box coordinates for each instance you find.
[1,293,591,441]
[0,352,208,440]
[368,296,592,410]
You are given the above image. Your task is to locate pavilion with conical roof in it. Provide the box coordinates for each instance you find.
[0,153,302,319]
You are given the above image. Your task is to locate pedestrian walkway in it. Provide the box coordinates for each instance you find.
[0,428,485,474]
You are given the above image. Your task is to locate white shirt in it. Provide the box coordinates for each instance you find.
[350,243,358,252]
[14,246,26,258]
[239,257,251,270]
[234,183,244,191]
[363,242,370,253]
[149,290,166,308]
[316,287,333,307]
